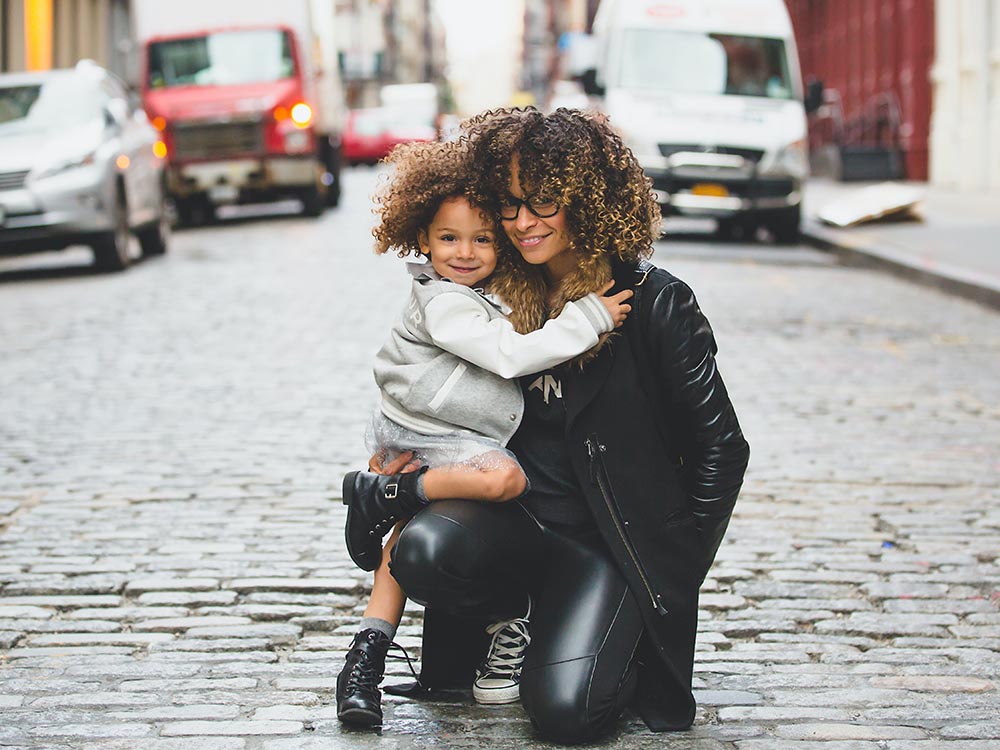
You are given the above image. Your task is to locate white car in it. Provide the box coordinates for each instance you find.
[0,60,170,271]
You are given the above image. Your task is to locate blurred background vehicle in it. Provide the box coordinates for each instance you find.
[133,0,347,225]
[571,0,813,243]
[343,108,394,166]
[0,60,170,271]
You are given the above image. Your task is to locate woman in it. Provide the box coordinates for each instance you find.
[383,107,750,744]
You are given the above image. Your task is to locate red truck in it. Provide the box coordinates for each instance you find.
[133,0,346,224]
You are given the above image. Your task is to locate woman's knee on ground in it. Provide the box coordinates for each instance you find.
[520,657,624,745]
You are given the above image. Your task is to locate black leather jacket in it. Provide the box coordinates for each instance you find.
[561,259,750,730]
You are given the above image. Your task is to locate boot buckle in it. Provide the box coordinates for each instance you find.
[384,482,399,499]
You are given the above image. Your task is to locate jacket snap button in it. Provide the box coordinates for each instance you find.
[509,414,517,421]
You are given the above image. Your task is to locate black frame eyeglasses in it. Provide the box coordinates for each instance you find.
[499,195,560,220]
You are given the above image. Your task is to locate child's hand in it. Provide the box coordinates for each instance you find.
[598,281,633,328]
[368,450,422,475]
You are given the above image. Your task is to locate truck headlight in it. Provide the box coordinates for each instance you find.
[283,130,310,153]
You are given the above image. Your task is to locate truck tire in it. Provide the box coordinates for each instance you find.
[769,205,801,245]
[300,184,326,217]
[324,144,342,207]
[92,187,131,271]
[175,196,216,228]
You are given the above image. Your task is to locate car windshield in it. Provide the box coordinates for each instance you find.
[616,29,795,99]
[148,29,295,88]
[0,76,104,135]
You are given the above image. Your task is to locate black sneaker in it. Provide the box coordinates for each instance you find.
[472,600,532,705]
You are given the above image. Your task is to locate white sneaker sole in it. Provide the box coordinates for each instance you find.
[473,683,520,705]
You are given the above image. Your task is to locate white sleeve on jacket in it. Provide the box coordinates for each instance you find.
[422,291,614,379]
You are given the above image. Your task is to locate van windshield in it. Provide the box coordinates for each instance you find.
[616,29,794,99]
[147,30,295,89]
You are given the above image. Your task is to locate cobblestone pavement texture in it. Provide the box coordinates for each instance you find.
[1,170,999,749]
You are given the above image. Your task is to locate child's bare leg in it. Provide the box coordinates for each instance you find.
[421,454,526,503]
[362,522,407,625]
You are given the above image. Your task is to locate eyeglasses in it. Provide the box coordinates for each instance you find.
[499,194,560,220]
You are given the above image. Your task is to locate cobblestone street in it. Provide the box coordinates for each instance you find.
[1,169,998,749]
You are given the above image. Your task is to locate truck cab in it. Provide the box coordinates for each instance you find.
[582,0,809,242]
[134,0,346,224]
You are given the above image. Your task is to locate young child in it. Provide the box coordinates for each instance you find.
[336,139,632,727]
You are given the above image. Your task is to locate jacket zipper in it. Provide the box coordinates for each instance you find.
[586,434,668,616]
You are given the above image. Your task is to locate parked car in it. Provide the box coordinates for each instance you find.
[343,106,438,166]
[0,60,170,271]
[343,108,393,166]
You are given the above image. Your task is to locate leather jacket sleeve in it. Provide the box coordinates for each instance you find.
[647,279,750,574]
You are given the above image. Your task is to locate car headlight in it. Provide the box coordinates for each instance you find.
[761,139,809,180]
[34,151,98,180]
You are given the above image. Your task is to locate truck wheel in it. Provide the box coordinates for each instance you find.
[138,192,170,257]
[769,206,801,245]
[175,197,215,228]
[92,187,131,272]
[300,185,325,217]
[325,169,341,207]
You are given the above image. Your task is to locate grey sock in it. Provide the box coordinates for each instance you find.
[415,473,430,504]
[360,617,397,641]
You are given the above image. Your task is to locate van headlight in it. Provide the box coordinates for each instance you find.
[761,139,809,180]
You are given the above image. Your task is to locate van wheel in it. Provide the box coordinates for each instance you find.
[92,188,131,271]
[769,206,801,245]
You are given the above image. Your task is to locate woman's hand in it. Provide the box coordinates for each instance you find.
[368,450,421,475]
[598,280,633,328]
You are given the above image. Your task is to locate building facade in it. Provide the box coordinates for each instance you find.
[1,0,131,76]
[785,0,935,181]
[929,0,1000,191]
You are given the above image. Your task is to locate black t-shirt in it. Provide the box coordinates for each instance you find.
[510,369,593,526]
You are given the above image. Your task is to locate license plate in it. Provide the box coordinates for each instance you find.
[691,183,729,197]
[208,184,239,204]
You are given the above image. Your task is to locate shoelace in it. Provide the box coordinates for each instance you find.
[480,617,531,677]
[345,640,420,695]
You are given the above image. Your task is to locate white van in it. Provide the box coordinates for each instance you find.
[578,0,814,242]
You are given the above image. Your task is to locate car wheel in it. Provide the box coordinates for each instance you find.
[92,187,131,271]
[138,193,170,257]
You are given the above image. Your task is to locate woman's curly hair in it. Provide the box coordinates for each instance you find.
[372,139,495,257]
[463,107,661,263]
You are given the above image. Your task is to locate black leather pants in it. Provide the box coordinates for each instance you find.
[391,499,644,745]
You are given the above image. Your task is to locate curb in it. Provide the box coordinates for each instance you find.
[800,221,1000,312]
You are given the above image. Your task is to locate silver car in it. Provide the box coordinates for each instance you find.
[0,60,170,271]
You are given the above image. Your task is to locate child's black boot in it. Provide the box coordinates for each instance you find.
[336,628,392,726]
[342,466,429,571]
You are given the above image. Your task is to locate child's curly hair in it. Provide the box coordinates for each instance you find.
[463,107,660,262]
[372,139,495,257]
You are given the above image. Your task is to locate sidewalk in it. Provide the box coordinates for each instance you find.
[801,178,1000,310]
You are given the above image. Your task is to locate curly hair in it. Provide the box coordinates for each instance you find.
[463,107,661,263]
[372,139,495,257]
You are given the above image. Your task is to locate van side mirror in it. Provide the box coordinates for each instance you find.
[581,68,605,97]
[804,79,824,114]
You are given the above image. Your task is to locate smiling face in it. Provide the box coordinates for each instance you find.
[501,156,576,282]
[418,197,498,287]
